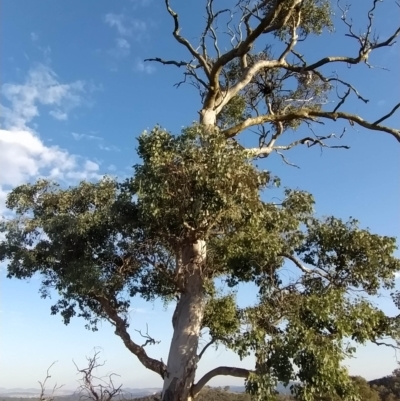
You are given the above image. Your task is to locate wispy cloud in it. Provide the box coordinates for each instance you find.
[104,13,147,38]
[71,132,102,141]
[135,59,155,74]
[98,143,121,152]
[108,37,131,58]
[1,64,86,129]
[49,110,68,120]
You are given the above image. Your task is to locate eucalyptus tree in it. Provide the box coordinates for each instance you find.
[1,1,400,401]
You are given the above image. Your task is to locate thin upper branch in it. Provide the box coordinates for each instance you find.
[134,323,161,347]
[74,352,122,401]
[192,366,252,397]
[373,102,400,125]
[38,362,64,401]
[143,58,199,69]
[164,0,211,79]
[249,130,350,158]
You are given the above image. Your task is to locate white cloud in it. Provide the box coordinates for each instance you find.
[49,109,68,120]
[84,160,100,172]
[104,13,147,38]
[1,64,86,130]
[0,66,103,216]
[0,129,75,186]
[394,272,400,279]
[135,59,155,74]
[108,164,117,171]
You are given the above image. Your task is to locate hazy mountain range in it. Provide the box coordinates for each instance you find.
[0,383,293,399]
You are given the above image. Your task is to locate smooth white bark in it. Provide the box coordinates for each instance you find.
[162,240,206,401]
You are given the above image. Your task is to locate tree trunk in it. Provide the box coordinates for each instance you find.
[199,108,216,126]
[161,240,207,401]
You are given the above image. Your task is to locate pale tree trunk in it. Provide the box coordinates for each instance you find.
[161,240,207,401]
[199,108,216,126]
[161,108,215,401]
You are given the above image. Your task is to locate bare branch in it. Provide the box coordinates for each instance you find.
[373,102,400,125]
[144,57,199,69]
[372,340,400,350]
[204,0,303,109]
[201,0,230,59]
[74,351,122,401]
[134,323,161,347]
[94,295,167,379]
[164,0,211,79]
[197,338,216,361]
[192,366,252,397]
[216,59,282,112]
[38,362,64,401]
[284,22,400,72]
[222,110,400,142]
[276,151,300,168]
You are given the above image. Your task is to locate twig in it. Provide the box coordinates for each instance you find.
[134,323,161,347]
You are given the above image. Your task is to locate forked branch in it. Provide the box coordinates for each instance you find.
[38,362,65,401]
[94,295,167,378]
[74,351,122,401]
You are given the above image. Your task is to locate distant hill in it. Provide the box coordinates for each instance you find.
[0,382,294,400]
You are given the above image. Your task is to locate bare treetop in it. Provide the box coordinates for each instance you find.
[146,0,400,160]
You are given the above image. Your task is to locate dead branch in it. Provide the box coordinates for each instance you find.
[134,323,161,347]
[248,128,350,159]
[372,340,400,349]
[94,295,167,379]
[74,351,122,401]
[148,0,400,152]
[164,0,211,79]
[276,151,300,168]
[143,58,199,69]
[223,109,400,141]
[38,361,64,401]
[373,102,400,126]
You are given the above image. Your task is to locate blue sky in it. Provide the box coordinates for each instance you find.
[0,0,399,392]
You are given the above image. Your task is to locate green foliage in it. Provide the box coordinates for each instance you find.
[1,123,399,400]
[279,0,333,38]
[217,94,249,130]
[370,366,400,401]
[134,124,271,244]
[202,293,241,339]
